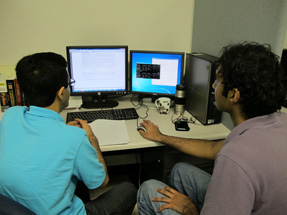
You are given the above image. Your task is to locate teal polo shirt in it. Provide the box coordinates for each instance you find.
[0,106,105,215]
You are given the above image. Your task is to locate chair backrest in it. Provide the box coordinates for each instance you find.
[0,194,36,215]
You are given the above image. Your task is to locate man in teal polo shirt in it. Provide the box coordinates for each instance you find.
[0,52,137,215]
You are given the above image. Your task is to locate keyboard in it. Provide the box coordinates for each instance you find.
[66,108,139,123]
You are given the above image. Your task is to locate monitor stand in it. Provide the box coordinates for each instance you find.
[81,95,119,109]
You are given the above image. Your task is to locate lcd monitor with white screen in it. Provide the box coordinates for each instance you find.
[66,46,128,108]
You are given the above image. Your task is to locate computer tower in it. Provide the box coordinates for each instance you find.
[185,53,221,125]
[281,49,287,108]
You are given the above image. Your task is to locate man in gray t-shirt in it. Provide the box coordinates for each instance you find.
[137,42,287,215]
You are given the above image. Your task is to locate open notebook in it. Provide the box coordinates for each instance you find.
[89,119,130,146]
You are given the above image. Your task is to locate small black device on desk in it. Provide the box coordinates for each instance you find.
[66,108,139,123]
[175,121,190,131]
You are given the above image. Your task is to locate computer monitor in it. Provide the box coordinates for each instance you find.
[130,50,185,100]
[66,46,128,108]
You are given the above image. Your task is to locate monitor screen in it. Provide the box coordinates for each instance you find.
[130,50,184,99]
[66,46,128,108]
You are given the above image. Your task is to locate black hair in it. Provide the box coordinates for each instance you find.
[16,52,68,107]
[217,42,287,119]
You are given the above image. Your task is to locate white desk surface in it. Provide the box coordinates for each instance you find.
[61,95,231,152]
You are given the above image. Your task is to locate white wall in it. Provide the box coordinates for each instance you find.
[0,0,194,65]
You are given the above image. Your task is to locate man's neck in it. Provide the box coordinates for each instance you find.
[229,106,246,127]
[231,115,246,127]
[45,102,61,114]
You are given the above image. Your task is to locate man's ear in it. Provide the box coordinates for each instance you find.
[57,86,65,100]
[228,88,240,103]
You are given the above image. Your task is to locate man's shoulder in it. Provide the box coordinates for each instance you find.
[5,106,27,113]
[1,106,27,120]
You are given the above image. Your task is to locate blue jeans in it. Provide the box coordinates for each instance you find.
[137,162,211,215]
[85,182,137,215]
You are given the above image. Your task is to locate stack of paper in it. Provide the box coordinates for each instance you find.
[89,119,130,146]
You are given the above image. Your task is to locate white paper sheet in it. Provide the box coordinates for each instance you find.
[89,119,129,146]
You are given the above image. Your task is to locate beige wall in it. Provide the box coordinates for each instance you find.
[1,0,286,66]
[0,0,194,65]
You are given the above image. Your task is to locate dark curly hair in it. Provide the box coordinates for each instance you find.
[16,52,68,107]
[217,42,287,119]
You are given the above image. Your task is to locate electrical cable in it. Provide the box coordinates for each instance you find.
[171,111,200,125]
[130,94,149,126]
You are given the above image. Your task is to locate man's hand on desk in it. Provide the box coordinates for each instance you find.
[67,118,94,138]
[67,118,87,128]
[66,119,83,128]
[139,119,164,142]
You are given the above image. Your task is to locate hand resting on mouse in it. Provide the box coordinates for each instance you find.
[137,120,164,142]
[137,125,146,132]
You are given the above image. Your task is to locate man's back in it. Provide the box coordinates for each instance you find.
[0,106,105,214]
[202,112,287,214]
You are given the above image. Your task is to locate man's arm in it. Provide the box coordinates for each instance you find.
[68,119,109,188]
[139,120,224,160]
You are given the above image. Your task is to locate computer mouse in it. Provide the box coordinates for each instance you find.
[137,125,146,132]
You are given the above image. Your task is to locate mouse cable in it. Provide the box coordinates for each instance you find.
[130,94,142,109]
[130,94,149,120]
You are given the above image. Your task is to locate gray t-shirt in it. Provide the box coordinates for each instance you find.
[201,111,287,215]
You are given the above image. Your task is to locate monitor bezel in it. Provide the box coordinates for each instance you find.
[66,45,129,97]
[129,50,185,97]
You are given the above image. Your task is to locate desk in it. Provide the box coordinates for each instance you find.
[61,95,231,152]
[61,95,231,183]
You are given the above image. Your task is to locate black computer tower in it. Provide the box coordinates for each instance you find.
[185,53,221,125]
[281,49,287,108]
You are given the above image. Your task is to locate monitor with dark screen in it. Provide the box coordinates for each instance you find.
[130,50,184,100]
[66,46,128,108]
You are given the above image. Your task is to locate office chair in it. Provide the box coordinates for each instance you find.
[0,194,36,215]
